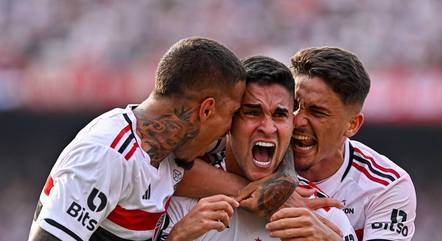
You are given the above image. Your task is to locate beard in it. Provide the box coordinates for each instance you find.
[174,158,195,170]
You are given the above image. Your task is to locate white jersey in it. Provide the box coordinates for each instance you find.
[159,156,356,241]
[30,105,184,241]
[304,139,416,241]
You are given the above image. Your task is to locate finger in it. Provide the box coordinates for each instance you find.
[239,196,257,210]
[305,197,343,210]
[266,216,310,232]
[236,182,261,201]
[317,215,343,237]
[236,175,274,201]
[202,194,240,208]
[270,207,311,222]
[215,211,231,228]
[268,226,311,239]
[201,201,236,218]
[294,186,315,197]
[204,219,228,232]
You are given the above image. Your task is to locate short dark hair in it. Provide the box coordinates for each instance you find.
[154,37,246,99]
[241,56,294,97]
[290,47,370,107]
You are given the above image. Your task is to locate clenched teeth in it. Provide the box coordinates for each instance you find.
[292,135,312,141]
[255,141,275,147]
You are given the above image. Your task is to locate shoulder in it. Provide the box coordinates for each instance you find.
[61,107,140,165]
[347,140,411,189]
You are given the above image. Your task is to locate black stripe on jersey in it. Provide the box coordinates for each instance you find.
[44,218,83,241]
[297,176,309,185]
[90,227,152,241]
[123,113,138,141]
[117,133,135,154]
[341,143,354,182]
[366,239,393,241]
[353,155,396,182]
[33,200,43,221]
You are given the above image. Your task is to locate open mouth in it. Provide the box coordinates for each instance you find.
[252,141,275,168]
[291,134,316,151]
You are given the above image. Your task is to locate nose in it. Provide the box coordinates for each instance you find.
[293,110,308,128]
[258,116,277,135]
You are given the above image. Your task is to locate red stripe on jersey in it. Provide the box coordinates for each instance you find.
[124,142,138,160]
[43,176,54,196]
[352,162,389,186]
[353,147,400,179]
[298,183,330,211]
[107,205,166,231]
[304,180,327,195]
[111,125,131,148]
[298,184,313,189]
[355,228,363,241]
[107,199,172,231]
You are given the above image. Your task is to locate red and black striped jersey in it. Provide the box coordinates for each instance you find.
[31,105,184,241]
[302,138,416,241]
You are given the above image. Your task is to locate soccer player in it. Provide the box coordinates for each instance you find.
[282,47,417,241]
[28,37,246,241]
[160,56,356,241]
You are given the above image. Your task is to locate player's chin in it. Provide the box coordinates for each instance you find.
[174,158,195,170]
[248,168,273,181]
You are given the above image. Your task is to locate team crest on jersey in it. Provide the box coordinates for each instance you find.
[173,169,183,183]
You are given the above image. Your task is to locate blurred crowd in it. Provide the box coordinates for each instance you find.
[0,0,441,112]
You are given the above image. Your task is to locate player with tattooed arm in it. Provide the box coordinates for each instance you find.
[159,56,355,241]
[28,37,246,241]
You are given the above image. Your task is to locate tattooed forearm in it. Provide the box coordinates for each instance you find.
[258,176,297,217]
[275,147,298,180]
[134,106,199,166]
[257,148,298,217]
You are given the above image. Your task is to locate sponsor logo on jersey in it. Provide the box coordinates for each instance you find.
[142,184,151,200]
[343,207,355,214]
[66,187,108,231]
[344,234,356,241]
[371,209,409,237]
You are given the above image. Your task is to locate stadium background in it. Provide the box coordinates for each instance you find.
[0,0,441,240]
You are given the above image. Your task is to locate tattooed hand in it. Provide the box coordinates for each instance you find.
[236,149,298,218]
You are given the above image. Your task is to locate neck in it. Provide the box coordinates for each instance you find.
[224,138,245,177]
[297,142,346,182]
[133,96,199,167]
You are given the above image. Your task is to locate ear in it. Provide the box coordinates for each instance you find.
[345,112,364,138]
[198,97,216,122]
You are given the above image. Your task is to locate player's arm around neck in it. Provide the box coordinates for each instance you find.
[237,149,298,218]
[175,158,249,198]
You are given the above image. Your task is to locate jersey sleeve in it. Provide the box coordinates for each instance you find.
[363,174,416,241]
[35,142,127,241]
[315,207,357,241]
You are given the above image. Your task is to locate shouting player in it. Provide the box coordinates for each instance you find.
[287,47,416,240]
[160,56,356,241]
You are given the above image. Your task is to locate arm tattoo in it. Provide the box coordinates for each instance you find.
[257,147,298,217]
[135,106,199,167]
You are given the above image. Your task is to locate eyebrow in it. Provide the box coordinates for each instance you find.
[309,104,330,114]
[275,106,289,114]
[242,103,262,109]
